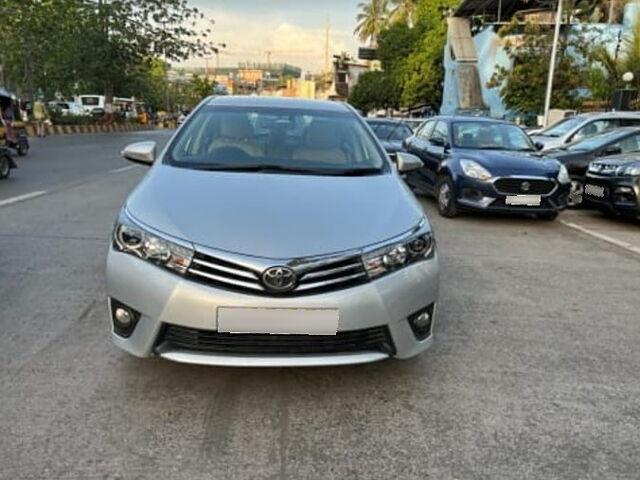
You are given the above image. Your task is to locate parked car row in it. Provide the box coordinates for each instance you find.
[367,112,640,221]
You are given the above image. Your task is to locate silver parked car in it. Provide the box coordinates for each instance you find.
[530,112,640,151]
[106,96,439,367]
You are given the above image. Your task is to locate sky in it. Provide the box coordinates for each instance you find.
[185,0,362,73]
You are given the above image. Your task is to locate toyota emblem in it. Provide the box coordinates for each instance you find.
[262,266,297,293]
[521,181,531,192]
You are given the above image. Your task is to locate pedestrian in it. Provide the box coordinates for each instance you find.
[33,99,47,138]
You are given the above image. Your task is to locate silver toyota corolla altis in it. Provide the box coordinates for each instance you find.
[106,96,439,367]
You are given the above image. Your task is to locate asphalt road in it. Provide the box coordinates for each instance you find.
[1,131,639,480]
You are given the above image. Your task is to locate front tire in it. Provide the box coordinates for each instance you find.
[17,143,28,156]
[0,156,10,179]
[436,176,458,217]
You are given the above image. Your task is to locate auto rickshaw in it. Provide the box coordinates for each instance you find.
[0,88,29,156]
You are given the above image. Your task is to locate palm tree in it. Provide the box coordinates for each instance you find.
[354,0,389,46]
[389,0,417,28]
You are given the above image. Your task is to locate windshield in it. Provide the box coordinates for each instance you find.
[168,106,388,175]
[452,121,535,150]
[565,129,628,151]
[538,116,583,137]
[81,97,100,106]
[368,122,413,142]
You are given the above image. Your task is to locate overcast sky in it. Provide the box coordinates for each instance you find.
[185,0,361,73]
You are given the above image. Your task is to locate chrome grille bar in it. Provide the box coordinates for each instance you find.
[188,269,265,291]
[301,261,363,280]
[191,258,258,280]
[296,272,368,291]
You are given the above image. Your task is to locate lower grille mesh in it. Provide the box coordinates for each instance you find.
[157,324,396,355]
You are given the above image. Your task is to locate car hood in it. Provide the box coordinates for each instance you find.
[126,164,425,259]
[544,148,595,163]
[454,149,560,176]
[591,153,640,167]
[529,135,563,149]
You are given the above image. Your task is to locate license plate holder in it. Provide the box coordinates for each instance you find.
[217,307,339,335]
[505,194,541,206]
[585,184,605,198]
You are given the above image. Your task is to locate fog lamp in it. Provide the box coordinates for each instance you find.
[110,299,140,338]
[408,304,435,340]
[114,308,132,326]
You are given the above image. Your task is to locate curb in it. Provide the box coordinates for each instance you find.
[23,123,166,137]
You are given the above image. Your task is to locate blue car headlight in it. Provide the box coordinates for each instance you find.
[362,223,435,279]
[113,211,194,275]
[557,164,571,184]
[460,159,492,181]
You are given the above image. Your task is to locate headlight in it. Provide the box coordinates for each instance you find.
[362,231,435,279]
[621,165,640,176]
[113,212,194,275]
[460,159,492,180]
[557,164,571,184]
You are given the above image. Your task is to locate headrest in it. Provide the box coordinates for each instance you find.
[220,114,253,138]
[305,120,341,149]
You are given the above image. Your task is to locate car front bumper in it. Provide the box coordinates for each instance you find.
[583,174,640,216]
[454,176,570,213]
[106,248,440,367]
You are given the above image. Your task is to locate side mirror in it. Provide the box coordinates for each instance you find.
[535,142,545,151]
[396,152,423,173]
[601,146,622,156]
[430,136,447,147]
[122,141,156,165]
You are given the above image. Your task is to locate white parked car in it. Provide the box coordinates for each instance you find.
[530,112,640,151]
[48,101,87,116]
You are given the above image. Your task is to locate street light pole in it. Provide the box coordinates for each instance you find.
[543,0,563,128]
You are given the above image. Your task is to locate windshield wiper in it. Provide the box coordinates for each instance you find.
[191,164,333,175]
[334,167,383,176]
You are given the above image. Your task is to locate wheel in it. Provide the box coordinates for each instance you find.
[536,211,558,221]
[0,156,10,179]
[435,175,458,217]
[567,178,583,207]
[17,142,28,156]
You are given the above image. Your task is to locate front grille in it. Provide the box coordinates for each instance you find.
[493,178,556,195]
[187,251,369,296]
[157,324,396,355]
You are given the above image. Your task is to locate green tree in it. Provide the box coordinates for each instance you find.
[354,0,390,46]
[389,0,417,27]
[487,21,593,113]
[349,71,399,114]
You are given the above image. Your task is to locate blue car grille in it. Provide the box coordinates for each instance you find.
[493,178,556,195]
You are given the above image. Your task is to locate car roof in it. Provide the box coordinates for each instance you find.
[206,95,351,113]
[572,111,640,119]
[365,118,408,124]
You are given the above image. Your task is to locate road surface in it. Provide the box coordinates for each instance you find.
[1,131,639,480]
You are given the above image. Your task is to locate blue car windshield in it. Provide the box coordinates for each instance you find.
[168,106,388,175]
[452,122,535,151]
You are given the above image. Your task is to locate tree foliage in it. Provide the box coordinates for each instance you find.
[0,0,213,108]
[349,71,399,114]
[350,0,456,110]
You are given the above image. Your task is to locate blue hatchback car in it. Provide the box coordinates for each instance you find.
[402,116,571,219]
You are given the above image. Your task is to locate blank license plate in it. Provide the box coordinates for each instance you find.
[217,307,339,335]
[585,184,605,197]
[505,194,541,206]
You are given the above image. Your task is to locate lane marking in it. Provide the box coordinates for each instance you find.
[560,220,640,257]
[110,165,137,174]
[0,190,48,208]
